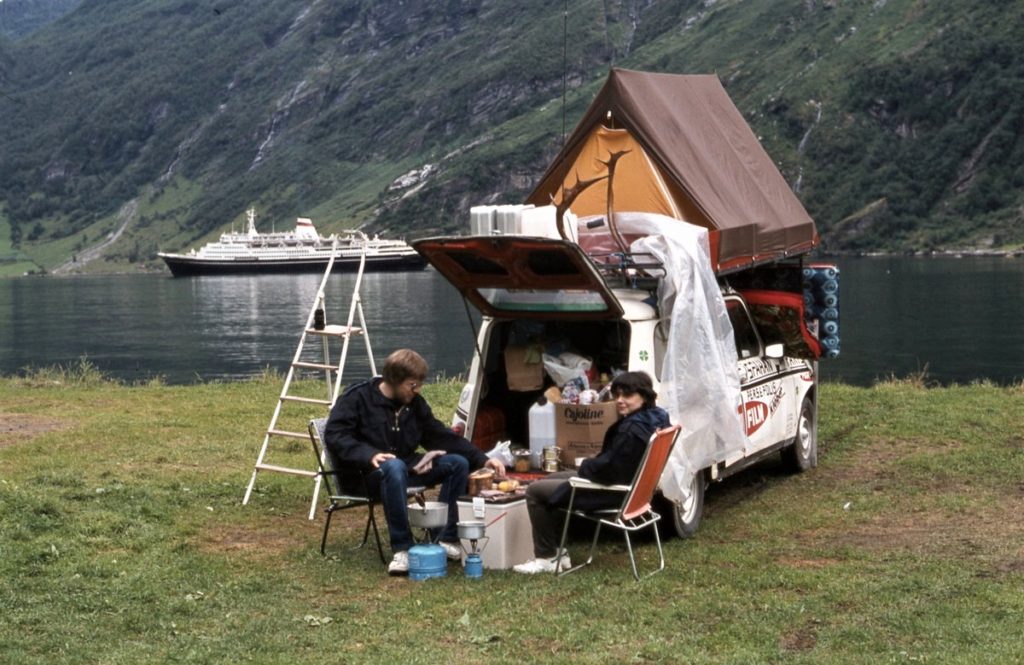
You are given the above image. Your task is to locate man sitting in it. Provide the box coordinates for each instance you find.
[324,349,505,575]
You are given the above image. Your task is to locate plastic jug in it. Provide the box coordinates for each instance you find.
[528,397,556,470]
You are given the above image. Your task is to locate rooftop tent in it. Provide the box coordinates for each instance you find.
[526,69,819,272]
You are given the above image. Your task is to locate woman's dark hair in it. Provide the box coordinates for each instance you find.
[610,371,657,408]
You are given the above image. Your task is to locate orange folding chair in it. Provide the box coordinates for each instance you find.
[556,425,681,580]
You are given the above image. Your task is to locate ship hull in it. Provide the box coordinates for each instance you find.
[159,252,427,277]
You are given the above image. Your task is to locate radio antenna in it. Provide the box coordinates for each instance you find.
[561,0,568,146]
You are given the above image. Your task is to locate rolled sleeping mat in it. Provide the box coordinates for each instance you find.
[818,278,839,295]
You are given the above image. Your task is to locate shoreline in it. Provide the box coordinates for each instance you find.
[815,247,1024,259]
[11,246,1023,279]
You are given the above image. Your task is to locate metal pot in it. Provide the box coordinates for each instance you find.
[407,501,448,529]
[457,520,486,541]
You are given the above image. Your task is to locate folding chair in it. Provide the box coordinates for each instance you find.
[308,418,425,563]
[556,425,681,580]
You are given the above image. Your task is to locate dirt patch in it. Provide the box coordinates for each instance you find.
[780,435,1024,574]
[776,557,841,569]
[825,435,964,486]
[794,494,1024,579]
[780,619,819,652]
[196,513,322,560]
[0,413,69,446]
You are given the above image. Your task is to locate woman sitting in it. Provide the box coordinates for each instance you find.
[513,371,671,574]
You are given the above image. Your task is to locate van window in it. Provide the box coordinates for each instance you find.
[479,288,609,313]
[726,299,761,359]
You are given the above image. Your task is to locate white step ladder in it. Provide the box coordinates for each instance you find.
[241,235,377,518]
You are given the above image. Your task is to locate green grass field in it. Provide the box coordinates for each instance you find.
[2,366,1022,664]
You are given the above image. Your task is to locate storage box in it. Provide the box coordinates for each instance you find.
[504,344,544,391]
[456,498,534,569]
[555,401,617,466]
[470,405,506,452]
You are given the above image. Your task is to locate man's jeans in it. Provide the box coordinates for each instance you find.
[373,455,469,553]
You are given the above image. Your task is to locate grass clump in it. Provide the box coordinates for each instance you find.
[1,377,1022,663]
[13,356,112,388]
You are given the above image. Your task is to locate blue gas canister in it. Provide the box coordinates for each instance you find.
[464,553,483,579]
[408,544,447,581]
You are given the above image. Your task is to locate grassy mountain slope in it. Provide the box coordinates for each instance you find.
[0,0,1022,274]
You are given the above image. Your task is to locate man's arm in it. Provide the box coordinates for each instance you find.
[323,390,382,469]
[415,398,505,477]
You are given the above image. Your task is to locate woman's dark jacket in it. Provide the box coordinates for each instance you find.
[551,405,671,509]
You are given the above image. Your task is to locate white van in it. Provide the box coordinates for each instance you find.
[415,229,819,537]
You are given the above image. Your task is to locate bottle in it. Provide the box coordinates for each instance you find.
[528,397,556,470]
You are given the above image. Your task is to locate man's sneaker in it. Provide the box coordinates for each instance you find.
[439,541,462,561]
[388,551,409,576]
[512,552,572,574]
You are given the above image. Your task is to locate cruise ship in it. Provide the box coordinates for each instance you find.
[158,209,427,277]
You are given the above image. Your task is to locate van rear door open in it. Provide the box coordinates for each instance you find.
[413,237,624,320]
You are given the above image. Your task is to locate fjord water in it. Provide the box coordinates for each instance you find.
[1,256,1021,386]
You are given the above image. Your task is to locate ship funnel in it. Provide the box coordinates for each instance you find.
[295,217,319,240]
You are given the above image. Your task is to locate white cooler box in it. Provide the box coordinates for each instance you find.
[456,498,534,570]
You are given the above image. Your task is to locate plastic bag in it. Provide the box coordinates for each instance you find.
[486,440,514,468]
[542,352,592,388]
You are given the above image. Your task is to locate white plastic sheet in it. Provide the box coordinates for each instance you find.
[588,212,749,507]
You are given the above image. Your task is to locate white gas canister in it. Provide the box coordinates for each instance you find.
[528,397,556,470]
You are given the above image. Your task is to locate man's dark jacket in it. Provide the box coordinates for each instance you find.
[323,378,488,486]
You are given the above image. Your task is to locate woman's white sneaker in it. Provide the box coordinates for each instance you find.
[438,541,462,560]
[513,553,571,574]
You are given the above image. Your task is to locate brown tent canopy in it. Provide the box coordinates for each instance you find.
[527,68,818,273]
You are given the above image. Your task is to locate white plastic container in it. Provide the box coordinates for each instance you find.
[495,205,520,235]
[528,397,556,469]
[519,205,557,239]
[470,206,496,235]
[519,205,579,242]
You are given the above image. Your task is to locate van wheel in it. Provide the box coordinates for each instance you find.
[669,470,704,538]
[782,397,817,472]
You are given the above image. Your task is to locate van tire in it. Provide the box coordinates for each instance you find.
[782,397,817,472]
[669,470,705,538]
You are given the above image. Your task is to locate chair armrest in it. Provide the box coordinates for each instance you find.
[568,477,630,492]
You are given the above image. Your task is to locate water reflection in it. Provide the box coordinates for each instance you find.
[821,256,1024,385]
[0,257,1021,386]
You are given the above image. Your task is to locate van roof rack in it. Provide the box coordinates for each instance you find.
[587,250,665,293]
